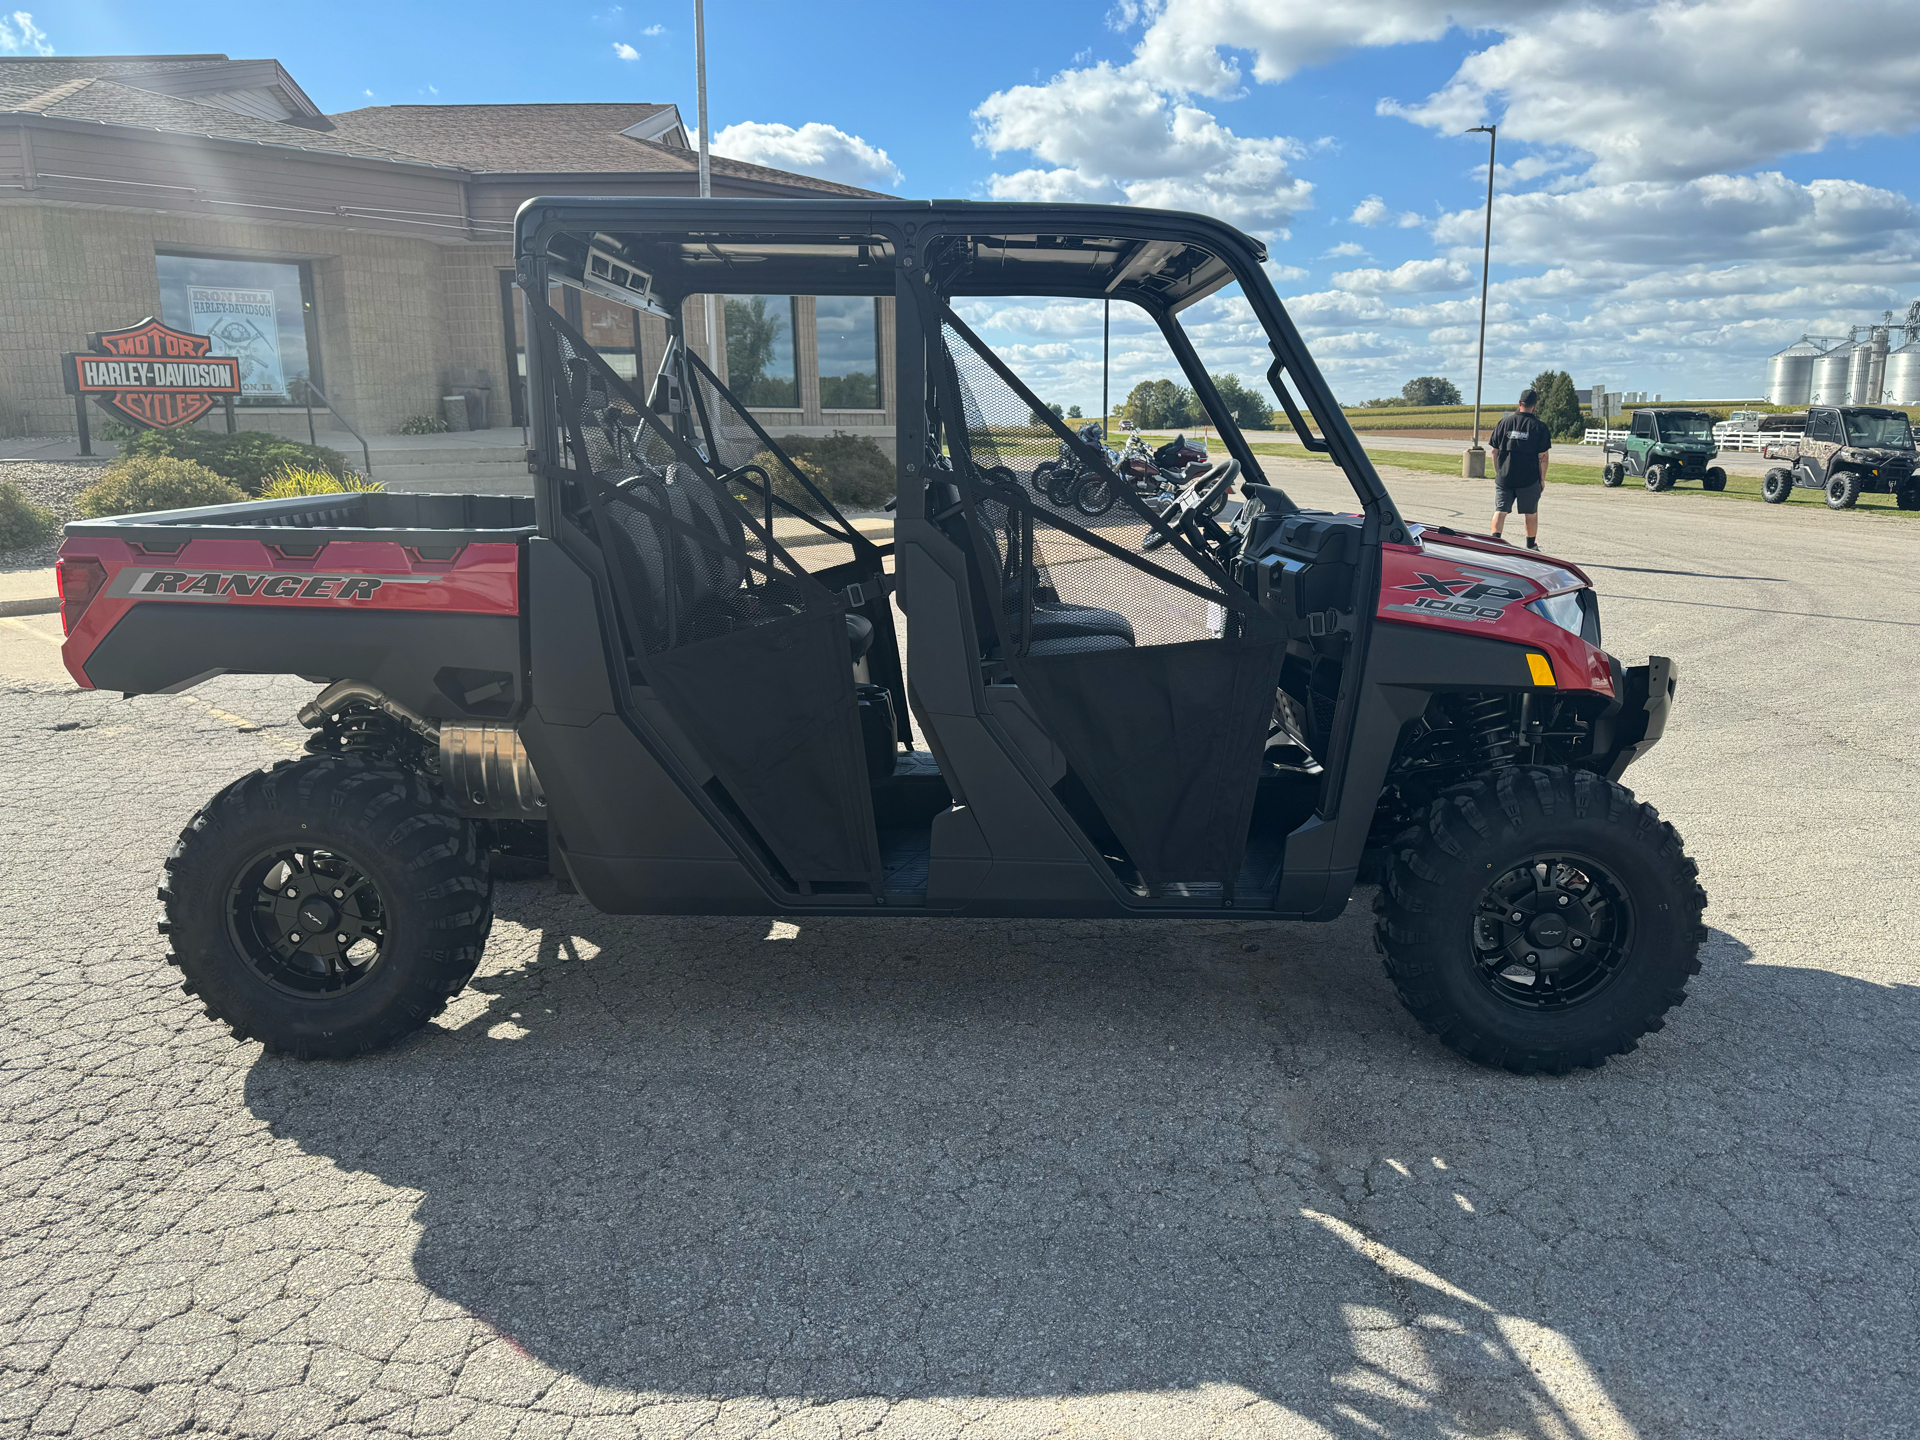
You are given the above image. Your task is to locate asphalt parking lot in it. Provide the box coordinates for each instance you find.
[1,463,1915,1439]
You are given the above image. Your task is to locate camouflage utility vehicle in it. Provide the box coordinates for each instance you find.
[1761,406,1917,509]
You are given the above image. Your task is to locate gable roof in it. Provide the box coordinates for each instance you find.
[0,75,446,165]
[0,54,330,127]
[326,104,886,196]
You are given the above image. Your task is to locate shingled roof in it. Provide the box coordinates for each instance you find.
[326,104,887,196]
[1,74,442,165]
[0,54,885,198]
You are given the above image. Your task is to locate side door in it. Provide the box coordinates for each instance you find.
[1625,412,1654,473]
[1799,410,1839,484]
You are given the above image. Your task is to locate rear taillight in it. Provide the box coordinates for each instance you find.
[57,557,107,636]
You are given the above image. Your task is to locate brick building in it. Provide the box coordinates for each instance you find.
[0,53,894,446]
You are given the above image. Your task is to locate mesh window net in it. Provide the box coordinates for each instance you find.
[534,302,879,888]
[936,309,1283,894]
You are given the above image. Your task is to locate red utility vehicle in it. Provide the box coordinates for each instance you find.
[58,199,1699,1073]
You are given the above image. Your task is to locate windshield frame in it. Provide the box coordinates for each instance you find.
[1654,412,1715,442]
[1843,411,1914,449]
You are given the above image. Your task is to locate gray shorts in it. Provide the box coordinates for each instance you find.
[1494,481,1542,514]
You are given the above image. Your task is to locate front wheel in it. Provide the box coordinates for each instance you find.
[1644,464,1671,492]
[1073,475,1116,517]
[160,756,492,1058]
[1762,467,1794,503]
[1046,466,1082,509]
[1703,467,1726,492]
[1374,765,1705,1074]
[1826,472,1860,509]
[1896,482,1918,511]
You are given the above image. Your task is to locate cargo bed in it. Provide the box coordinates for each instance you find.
[57,491,533,713]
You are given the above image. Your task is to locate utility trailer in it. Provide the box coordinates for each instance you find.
[59,199,1700,1073]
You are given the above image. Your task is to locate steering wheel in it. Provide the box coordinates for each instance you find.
[1142,459,1239,552]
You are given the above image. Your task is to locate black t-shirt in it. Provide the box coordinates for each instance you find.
[1489,412,1552,485]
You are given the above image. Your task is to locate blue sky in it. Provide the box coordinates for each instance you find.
[12,1,1918,409]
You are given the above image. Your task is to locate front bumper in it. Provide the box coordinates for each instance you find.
[1605,655,1677,781]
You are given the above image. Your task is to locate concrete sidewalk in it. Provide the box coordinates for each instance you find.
[0,566,59,616]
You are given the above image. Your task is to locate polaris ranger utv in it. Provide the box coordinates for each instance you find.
[1602,409,1727,493]
[1761,405,1917,509]
[57,199,1700,1074]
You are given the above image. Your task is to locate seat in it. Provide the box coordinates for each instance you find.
[845,611,874,660]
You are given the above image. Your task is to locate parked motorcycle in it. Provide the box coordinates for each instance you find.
[1072,433,1221,519]
[1030,422,1112,508]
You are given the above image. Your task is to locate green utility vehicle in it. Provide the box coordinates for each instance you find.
[1602,409,1727,493]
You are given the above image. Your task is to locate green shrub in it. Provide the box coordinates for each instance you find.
[770,431,894,511]
[400,414,452,435]
[77,455,246,518]
[120,429,347,494]
[257,466,385,498]
[746,449,832,514]
[0,481,56,551]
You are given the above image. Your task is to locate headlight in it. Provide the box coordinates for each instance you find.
[1528,590,1587,638]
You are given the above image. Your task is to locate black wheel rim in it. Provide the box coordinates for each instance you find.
[1468,852,1634,1010]
[228,843,390,997]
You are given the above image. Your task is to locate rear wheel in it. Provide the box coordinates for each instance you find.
[1374,765,1705,1074]
[160,756,492,1058]
[1762,468,1794,503]
[1703,467,1727,492]
[1029,461,1058,496]
[1602,464,1624,487]
[1826,471,1861,509]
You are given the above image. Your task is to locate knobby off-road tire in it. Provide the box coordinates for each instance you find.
[1762,467,1794,503]
[1896,482,1919,511]
[1644,464,1672,493]
[1602,464,1624,487]
[160,755,492,1058]
[1703,467,1727,492]
[1826,472,1861,510]
[1373,765,1706,1074]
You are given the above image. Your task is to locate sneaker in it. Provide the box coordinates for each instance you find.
[1490,533,1512,544]
[1525,538,1541,551]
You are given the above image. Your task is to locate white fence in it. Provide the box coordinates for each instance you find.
[1580,426,1804,452]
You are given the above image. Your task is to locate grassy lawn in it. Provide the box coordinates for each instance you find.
[1243,440,1918,518]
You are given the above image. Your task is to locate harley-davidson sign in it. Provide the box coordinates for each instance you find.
[64,318,242,429]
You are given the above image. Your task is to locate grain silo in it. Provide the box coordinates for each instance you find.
[1847,328,1890,404]
[1764,337,1823,405]
[1883,338,1919,405]
[1810,338,1854,405]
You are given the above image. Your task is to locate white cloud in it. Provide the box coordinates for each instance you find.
[972,59,1312,233]
[713,121,903,189]
[612,41,639,60]
[1380,0,1919,184]
[1331,257,1473,293]
[643,23,664,36]
[0,10,51,55]
[1350,194,1423,228]
[1430,173,1919,267]
[1322,241,1369,259]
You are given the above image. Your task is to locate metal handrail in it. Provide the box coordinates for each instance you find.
[290,379,374,478]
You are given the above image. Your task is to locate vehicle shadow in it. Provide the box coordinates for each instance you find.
[244,890,1918,1437]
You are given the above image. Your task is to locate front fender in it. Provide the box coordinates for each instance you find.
[1602,656,1677,781]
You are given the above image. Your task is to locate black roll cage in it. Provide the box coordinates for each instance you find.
[513,197,1408,545]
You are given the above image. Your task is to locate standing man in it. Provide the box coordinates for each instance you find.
[1488,388,1552,550]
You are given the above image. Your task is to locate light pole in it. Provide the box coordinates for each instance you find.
[695,0,717,369]
[1462,122,1496,479]
[1102,299,1110,442]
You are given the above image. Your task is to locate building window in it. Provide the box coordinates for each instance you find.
[156,252,318,405]
[724,295,798,408]
[815,296,883,409]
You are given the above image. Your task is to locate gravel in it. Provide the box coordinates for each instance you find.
[0,461,106,574]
